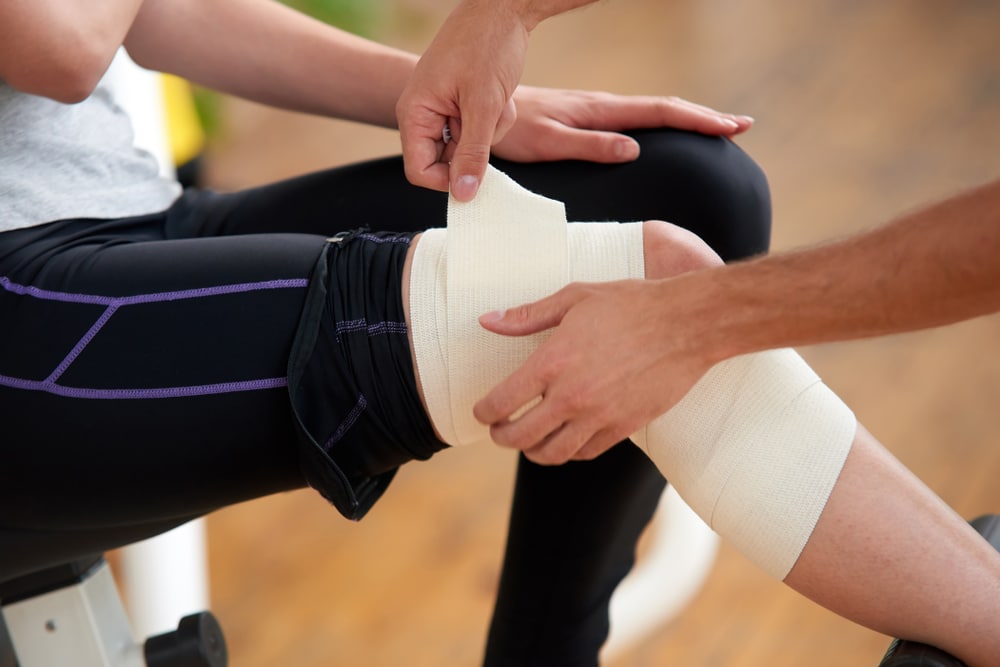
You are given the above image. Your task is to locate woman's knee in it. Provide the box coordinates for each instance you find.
[642,219,722,280]
[630,129,770,215]
[629,128,772,261]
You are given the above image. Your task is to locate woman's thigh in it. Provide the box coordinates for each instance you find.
[193,128,770,262]
[0,216,320,536]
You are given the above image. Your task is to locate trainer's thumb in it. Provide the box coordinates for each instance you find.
[450,98,517,202]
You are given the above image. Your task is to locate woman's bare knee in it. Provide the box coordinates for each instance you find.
[641,220,722,279]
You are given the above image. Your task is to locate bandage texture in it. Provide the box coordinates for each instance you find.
[409,168,643,446]
[632,350,857,578]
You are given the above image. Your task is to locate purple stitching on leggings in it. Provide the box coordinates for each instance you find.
[1,275,307,398]
[46,304,120,384]
[0,374,287,399]
[324,393,367,450]
[335,318,407,340]
[335,318,368,336]
[365,321,407,336]
[356,233,412,245]
[0,276,308,305]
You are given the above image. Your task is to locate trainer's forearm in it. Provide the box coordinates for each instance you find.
[682,177,1000,362]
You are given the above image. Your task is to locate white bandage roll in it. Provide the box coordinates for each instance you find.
[408,166,857,579]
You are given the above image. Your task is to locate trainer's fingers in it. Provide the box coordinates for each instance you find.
[571,428,630,462]
[478,285,582,336]
[399,108,453,192]
[473,363,549,428]
[489,398,569,457]
[407,160,451,193]
[521,418,616,465]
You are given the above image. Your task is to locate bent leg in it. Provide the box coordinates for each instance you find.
[0,131,768,661]
[218,142,736,664]
[405,169,1000,666]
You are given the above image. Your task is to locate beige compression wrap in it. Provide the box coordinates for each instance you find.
[409,166,857,579]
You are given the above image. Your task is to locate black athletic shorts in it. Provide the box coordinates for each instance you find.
[290,229,444,520]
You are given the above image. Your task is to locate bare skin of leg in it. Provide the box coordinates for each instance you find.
[401,222,1000,666]
[786,426,1000,666]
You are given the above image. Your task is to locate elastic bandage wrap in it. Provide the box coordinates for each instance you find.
[409,166,857,580]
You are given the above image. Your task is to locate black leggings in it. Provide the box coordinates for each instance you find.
[0,128,770,666]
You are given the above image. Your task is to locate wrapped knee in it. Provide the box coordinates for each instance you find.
[409,166,856,581]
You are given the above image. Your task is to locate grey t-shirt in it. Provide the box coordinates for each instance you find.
[0,73,181,233]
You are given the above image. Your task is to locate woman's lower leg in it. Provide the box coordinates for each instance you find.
[641,221,1000,666]
[405,213,1000,665]
[785,427,1000,666]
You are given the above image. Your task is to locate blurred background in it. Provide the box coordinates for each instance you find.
[147,1,1000,665]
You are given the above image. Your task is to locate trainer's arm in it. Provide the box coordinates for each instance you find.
[475,177,1000,457]
[685,176,1000,357]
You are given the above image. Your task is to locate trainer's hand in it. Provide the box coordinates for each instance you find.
[396,0,527,202]
[472,277,718,465]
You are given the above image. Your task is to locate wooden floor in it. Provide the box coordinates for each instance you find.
[125,1,1000,665]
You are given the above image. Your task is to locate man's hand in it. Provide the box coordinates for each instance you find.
[396,0,528,202]
[472,277,719,464]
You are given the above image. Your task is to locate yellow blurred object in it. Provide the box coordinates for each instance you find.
[160,74,205,168]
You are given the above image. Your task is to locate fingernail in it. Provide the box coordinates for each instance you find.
[480,309,506,323]
[615,139,640,160]
[453,175,479,201]
[723,119,740,130]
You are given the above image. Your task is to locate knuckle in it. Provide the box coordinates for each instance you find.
[402,165,422,186]
[536,357,567,388]
[560,382,593,414]
[507,302,534,323]
[489,425,516,448]
[457,143,492,161]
